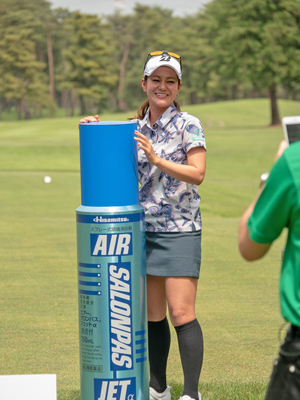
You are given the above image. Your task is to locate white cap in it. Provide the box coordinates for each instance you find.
[144,55,182,81]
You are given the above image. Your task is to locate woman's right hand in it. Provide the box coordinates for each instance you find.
[79,115,99,123]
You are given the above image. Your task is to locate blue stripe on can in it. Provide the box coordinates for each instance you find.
[136,338,147,345]
[136,347,147,354]
[79,289,101,296]
[135,329,146,336]
[79,262,101,269]
[79,281,101,287]
[79,272,101,277]
[136,356,147,363]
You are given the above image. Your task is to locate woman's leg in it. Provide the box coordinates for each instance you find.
[166,277,203,400]
[147,275,170,393]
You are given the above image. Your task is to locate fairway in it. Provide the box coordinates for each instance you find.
[0,98,299,399]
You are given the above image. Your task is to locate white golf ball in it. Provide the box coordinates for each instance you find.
[44,176,51,183]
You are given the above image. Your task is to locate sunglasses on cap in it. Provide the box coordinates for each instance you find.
[144,50,182,70]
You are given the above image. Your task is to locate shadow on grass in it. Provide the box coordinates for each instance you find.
[169,380,267,400]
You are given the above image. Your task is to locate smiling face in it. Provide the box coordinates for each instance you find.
[142,66,182,117]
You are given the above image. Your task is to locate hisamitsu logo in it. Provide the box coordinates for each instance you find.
[91,233,132,256]
[93,216,129,223]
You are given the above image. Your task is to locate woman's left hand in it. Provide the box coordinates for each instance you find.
[79,115,99,123]
[134,130,159,165]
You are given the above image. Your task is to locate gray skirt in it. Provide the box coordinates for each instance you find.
[145,230,202,278]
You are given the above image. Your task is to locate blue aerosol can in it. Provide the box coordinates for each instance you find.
[76,121,148,400]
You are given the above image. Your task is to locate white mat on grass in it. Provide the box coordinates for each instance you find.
[0,374,56,400]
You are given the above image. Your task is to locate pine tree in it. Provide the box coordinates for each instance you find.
[200,0,300,125]
[61,11,118,116]
[0,0,55,119]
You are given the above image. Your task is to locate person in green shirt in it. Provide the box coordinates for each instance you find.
[239,140,300,399]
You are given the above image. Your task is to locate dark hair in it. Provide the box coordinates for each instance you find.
[133,75,181,120]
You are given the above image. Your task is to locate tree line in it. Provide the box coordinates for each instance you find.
[0,0,300,124]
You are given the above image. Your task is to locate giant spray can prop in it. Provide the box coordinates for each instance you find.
[76,121,148,400]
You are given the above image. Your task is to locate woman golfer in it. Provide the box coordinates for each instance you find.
[134,51,206,400]
[80,50,206,400]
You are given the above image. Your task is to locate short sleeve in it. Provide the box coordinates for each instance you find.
[248,154,295,244]
[182,116,206,153]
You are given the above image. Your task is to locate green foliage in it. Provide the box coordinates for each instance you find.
[0,0,56,119]
[61,12,118,115]
[200,0,300,124]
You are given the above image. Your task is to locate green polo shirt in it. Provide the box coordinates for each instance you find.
[248,142,300,327]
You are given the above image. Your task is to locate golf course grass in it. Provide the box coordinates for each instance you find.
[0,98,299,399]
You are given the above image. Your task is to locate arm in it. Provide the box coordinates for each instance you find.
[134,130,206,185]
[238,140,289,262]
[238,188,272,261]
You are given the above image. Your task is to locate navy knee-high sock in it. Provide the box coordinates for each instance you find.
[148,317,171,393]
[175,319,203,399]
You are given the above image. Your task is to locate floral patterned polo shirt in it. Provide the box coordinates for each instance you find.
[137,103,206,232]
